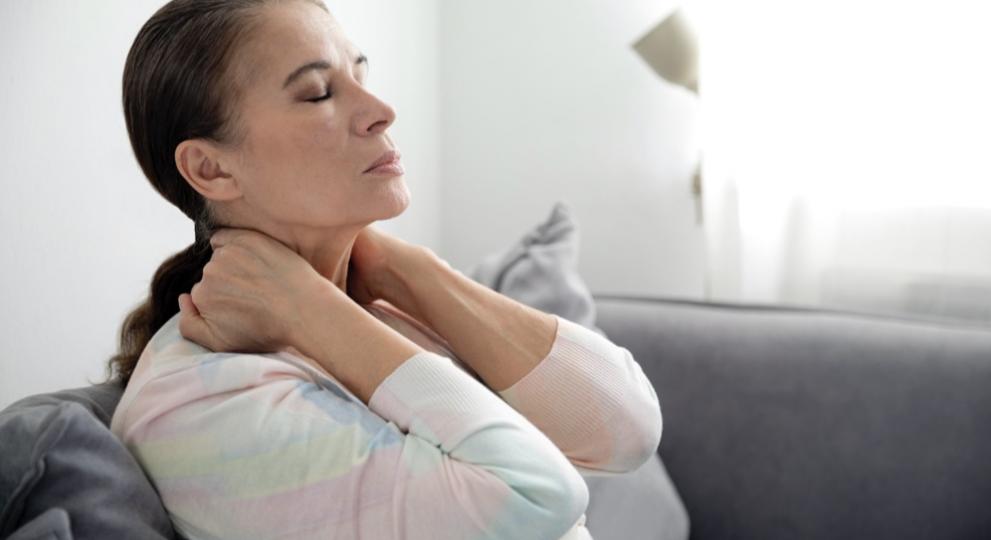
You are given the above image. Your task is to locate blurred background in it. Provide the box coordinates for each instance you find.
[1,0,989,408]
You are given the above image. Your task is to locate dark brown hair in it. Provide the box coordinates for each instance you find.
[105,0,328,387]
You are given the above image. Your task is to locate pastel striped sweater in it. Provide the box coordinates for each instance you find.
[110,298,663,539]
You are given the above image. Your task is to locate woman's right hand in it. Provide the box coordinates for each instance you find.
[177,227,337,354]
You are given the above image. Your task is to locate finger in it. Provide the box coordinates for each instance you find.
[222,227,293,267]
[210,227,267,261]
[178,292,200,316]
[177,293,209,348]
[209,227,238,250]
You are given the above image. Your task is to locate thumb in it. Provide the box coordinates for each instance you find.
[177,293,212,350]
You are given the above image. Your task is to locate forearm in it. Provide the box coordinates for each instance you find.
[291,281,426,405]
[383,248,559,393]
[376,248,663,473]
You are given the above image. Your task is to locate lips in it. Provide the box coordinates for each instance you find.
[364,150,401,173]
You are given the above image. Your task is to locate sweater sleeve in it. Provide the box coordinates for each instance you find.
[495,314,664,475]
[360,301,663,475]
[112,349,588,540]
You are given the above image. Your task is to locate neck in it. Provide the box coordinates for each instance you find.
[225,220,361,296]
[295,233,356,294]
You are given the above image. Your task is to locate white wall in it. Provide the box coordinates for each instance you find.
[0,0,442,409]
[1,1,704,408]
[436,0,706,298]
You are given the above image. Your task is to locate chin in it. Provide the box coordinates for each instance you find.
[380,182,411,218]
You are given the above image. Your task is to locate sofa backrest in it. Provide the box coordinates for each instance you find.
[593,295,991,540]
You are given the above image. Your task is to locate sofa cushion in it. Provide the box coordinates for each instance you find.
[0,383,178,539]
[467,200,690,540]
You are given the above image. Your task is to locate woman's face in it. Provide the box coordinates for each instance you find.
[219,1,406,235]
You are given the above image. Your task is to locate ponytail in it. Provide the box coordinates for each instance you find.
[105,216,215,387]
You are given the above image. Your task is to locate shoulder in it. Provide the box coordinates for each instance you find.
[111,312,315,437]
[128,312,307,383]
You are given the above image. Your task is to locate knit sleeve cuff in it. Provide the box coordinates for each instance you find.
[368,350,525,445]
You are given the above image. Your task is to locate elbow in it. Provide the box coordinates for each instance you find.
[561,465,591,522]
[615,349,664,472]
[542,464,591,537]
[629,400,664,472]
[568,358,665,474]
[609,389,664,473]
[508,455,590,538]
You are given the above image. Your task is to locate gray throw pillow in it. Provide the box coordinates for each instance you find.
[467,200,690,540]
[0,383,179,540]
[6,508,72,540]
[468,201,603,336]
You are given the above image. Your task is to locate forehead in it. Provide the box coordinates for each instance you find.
[242,2,361,85]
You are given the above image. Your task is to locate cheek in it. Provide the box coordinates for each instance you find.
[252,118,340,172]
[308,116,349,154]
[241,115,355,211]
[297,117,352,175]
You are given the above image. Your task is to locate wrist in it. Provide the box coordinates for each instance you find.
[288,279,349,357]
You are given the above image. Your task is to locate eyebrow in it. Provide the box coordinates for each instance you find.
[282,53,368,89]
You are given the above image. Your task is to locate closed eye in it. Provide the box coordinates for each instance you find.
[306,90,332,103]
[304,73,366,103]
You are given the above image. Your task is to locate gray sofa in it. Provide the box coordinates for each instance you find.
[591,294,991,540]
[3,294,991,539]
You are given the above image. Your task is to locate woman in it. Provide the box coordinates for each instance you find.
[107,1,663,538]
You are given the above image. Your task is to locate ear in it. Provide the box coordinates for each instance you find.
[174,139,242,202]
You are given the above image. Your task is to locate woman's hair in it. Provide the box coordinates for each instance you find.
[105,0,328,387]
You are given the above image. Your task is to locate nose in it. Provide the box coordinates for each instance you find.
[352,85,396,136]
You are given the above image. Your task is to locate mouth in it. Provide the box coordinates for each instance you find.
[364,150,403,174]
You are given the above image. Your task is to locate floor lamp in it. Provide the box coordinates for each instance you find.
[631,7,702,226]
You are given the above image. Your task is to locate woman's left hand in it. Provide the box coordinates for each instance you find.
[346,225,428,310]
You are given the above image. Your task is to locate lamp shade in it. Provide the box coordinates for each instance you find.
[632,7,699,94]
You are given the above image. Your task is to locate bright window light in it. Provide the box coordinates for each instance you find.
[694,0,991,212]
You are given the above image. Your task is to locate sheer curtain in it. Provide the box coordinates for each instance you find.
[695,0,991,324]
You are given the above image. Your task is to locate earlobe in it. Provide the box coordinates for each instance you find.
[175,139,241,202]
